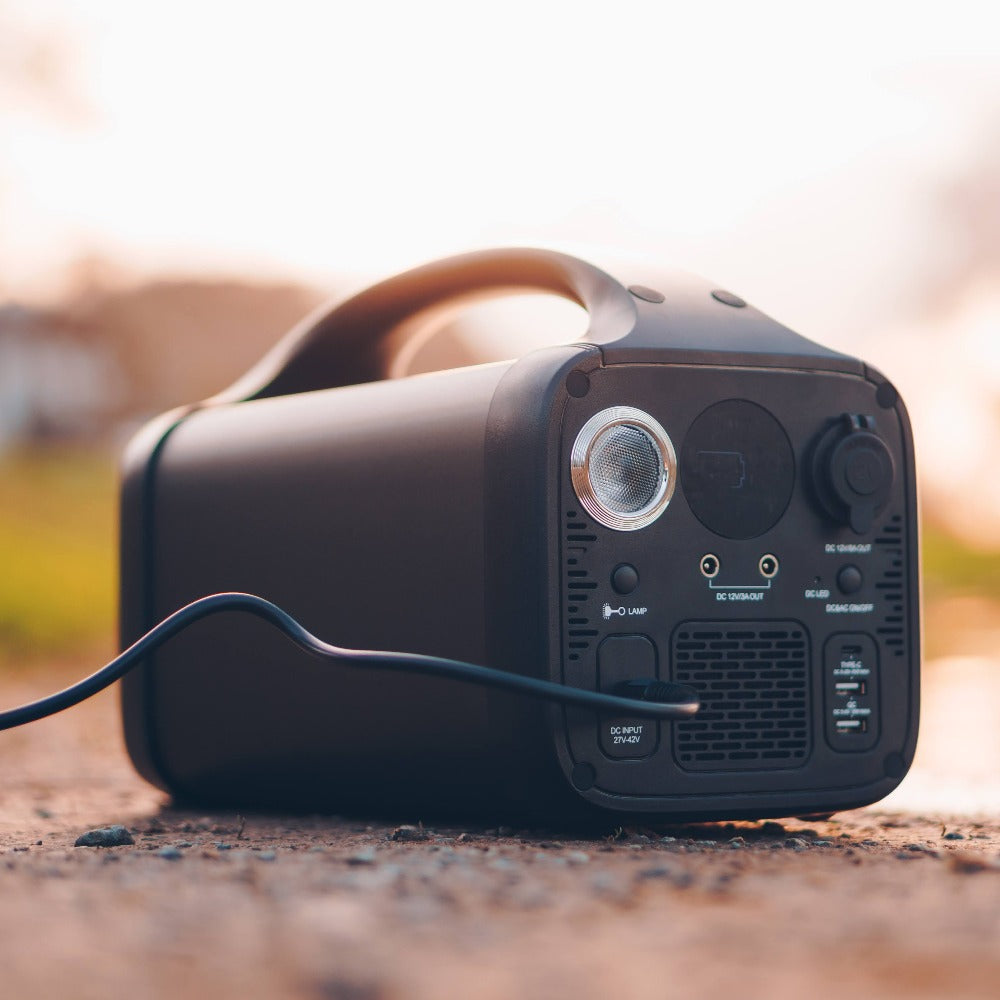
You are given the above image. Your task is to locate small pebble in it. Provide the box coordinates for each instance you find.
[785,838,809,850]
[813,840,834,847]
[347,849,376,866]
[948,852,996,874]
[590,872,629,901]
[636,866,694,889]
[636,865,673,881]
[389,825,430,843]
[943,831,965,841]
[533,852,562,865]
[455,833,472,843]
[565,851,590,865]
[74,825,135,848]
[157,846,183,861]
[256,851,277,862]
[175,841,193,849]
[728,837,746,849]
[214,842,233,851]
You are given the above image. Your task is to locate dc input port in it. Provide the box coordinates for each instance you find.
[700,554,720,579]
[758,554,779,579]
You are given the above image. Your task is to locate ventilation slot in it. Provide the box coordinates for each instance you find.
[564,511,596,662]
[874,514,906,658]
[673,622,810,771]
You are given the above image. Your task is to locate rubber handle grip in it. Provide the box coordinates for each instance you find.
[216,248,635,402]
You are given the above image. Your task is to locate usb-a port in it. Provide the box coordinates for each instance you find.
[835,718,868,734]
[835,681,866,696]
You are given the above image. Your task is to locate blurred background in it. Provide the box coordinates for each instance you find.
[1,1,997,811]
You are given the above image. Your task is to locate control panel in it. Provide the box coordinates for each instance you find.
[556,362,916,803]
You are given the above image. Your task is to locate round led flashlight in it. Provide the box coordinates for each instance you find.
[570,407,677,530]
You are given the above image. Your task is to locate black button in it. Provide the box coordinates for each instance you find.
[628,284,665,303]
[598,635,659,759]
[611,563,639,595]
[837,565,863,594]
[711,289,747,308]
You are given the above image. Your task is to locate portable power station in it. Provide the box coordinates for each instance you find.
[118,248,919,821]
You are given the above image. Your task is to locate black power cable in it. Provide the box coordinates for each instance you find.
[0,592,700,732]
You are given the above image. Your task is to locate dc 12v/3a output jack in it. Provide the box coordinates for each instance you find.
[700,554,720,579]
[758,554,779,579]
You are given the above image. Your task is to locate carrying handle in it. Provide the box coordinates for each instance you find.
[211,246,857,405]
[214,248,637,402]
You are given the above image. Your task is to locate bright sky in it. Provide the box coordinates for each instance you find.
[2,1,1000,538]
[1,1,997,329]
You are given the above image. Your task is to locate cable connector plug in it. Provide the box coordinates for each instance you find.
[614,678,700,710]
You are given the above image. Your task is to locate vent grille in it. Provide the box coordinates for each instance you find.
[564,510,597,662]
[874,513,906,658]
[673,622,810,771]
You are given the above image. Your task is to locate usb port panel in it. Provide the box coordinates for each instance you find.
[825,634,879,750]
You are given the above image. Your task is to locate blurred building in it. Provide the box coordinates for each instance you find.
[0,276,327,452]
[0,303,122,451]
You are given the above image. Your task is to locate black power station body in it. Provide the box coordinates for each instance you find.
[119,249,920,821]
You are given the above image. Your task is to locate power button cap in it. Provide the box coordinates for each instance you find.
[611,564,639,595]
[837,565,863,594]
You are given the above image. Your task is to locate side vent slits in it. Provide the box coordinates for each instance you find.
[673,622,810,772]
[564,511,597,662]
[874,513,906,658]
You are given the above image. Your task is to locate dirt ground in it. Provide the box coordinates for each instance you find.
[1,671,998,1000]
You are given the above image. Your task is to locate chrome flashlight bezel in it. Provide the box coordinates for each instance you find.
[570,406,677,531]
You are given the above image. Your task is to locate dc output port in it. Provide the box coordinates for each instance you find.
[700,554,720,579]
[758,553,779,579]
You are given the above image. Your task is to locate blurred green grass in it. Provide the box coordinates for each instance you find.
[1,447,998,670]
[921,523,1000,600]
[0,447,117,668]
